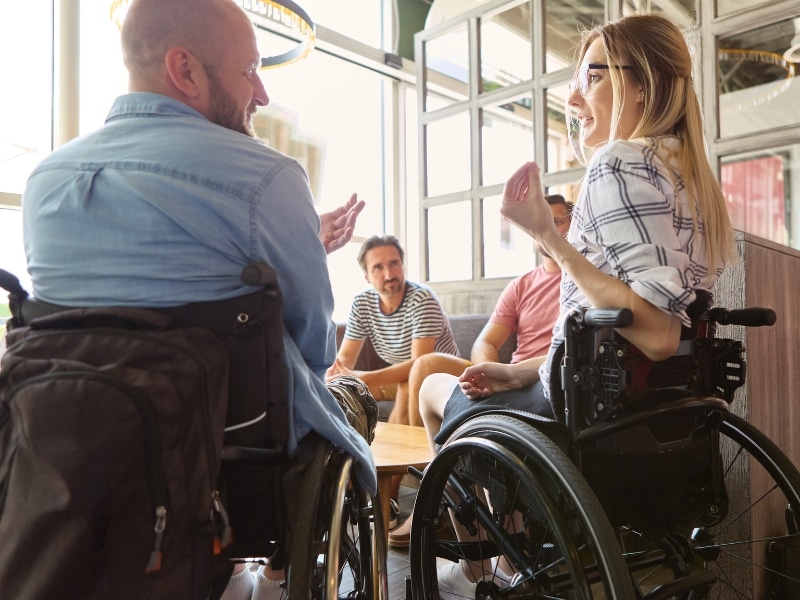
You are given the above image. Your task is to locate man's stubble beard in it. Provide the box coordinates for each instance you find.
[206,65,257,138]
[380,279,404,297]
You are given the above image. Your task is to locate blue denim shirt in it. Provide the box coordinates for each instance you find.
[22,92,376,492]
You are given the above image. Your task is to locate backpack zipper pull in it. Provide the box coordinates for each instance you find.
[212,490,233,553]
[145,505,167,573]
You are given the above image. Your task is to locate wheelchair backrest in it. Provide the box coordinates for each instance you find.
[2,264,289,450]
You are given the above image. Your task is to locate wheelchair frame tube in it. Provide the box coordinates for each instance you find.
[561,311,583,469]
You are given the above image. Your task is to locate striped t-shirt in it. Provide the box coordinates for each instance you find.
[343,281,460,364]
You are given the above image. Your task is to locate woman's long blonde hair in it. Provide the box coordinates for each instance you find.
[572,14,733,268]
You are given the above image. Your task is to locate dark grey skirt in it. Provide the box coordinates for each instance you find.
[436,380,554,444]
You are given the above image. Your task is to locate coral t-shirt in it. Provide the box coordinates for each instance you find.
[489,265,561,364]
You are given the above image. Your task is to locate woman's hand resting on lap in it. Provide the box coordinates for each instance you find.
[458,362,525,400]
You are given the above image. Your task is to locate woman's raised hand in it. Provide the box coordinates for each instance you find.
[500,162,556,242]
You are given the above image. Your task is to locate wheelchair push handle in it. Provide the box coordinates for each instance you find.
[708,306,776,327]
[582,307,634,328]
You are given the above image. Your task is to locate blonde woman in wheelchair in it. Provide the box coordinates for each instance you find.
[416,14,734,598]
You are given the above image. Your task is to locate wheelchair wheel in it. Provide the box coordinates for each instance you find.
[619,411,800,599]
[409,414,635,599]
[288,439,388,599]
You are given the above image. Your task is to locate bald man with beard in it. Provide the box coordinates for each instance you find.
[20,0,373,598]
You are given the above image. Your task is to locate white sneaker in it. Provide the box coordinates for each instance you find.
[220,565,254,600]
[251,565,285,600]
[437,561,477,599]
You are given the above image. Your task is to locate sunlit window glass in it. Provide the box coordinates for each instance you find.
[0,3,53,194]
[298,0,382,48]
[255,50,388,317]
[482,196,535,278]
[544,0,603,72]
[481,96,533,188]
[326,243,370,322]
[546,83,581,173]
[405,86,422,282]
[80,0,128,135]
[621,0,696,22]
[423,25,469,111]
[718,19,799,138]
[426,112,471,196]
[480,3,531,92]
[428,202,472,282]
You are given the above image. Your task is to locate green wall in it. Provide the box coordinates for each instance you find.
[396,0,431,61]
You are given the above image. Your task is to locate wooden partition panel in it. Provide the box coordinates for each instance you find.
[715,231,800,465]
[714,231,800,597]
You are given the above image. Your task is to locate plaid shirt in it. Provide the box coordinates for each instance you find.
[541,137,725,399]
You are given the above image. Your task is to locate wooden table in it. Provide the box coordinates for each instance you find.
[370,421,433,540]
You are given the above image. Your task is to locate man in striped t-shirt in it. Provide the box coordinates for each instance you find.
[326,235,459,426]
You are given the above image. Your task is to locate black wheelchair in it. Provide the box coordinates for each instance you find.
[0,264,387,600]
[407,294,800,599]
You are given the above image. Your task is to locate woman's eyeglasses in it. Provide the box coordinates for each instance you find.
[570,63,633,96]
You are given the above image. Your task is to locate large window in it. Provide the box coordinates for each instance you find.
[416,0,800,310]
[80,0,128,135]
[0,3,53,335]
[715,13,800,250]
[0,4,53,197]
[416,0,593,291]
[256,49,395,319]
[5,0,800,325]
[0,1,416,324]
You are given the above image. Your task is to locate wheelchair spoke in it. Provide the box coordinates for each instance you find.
[409,408,800,600]
[410,416,635,599]
[617,412,800,599]
[288,443,386,600]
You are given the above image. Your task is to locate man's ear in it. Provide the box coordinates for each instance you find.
[164,46,203,99]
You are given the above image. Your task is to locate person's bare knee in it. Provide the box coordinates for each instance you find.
[409,354,469,427]
[419,372,458,450]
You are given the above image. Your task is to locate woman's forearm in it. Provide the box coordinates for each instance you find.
[507,355,548,387]
[543,231,682,361]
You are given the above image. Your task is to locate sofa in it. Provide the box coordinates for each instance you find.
[335,314,517,420]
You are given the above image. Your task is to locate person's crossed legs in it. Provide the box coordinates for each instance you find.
[389,371,461,546]
[388,361,469,546]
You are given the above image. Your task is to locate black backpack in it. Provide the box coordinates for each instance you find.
[0,267,287,600]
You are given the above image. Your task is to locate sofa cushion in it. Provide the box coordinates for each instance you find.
[448,314,516,364]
